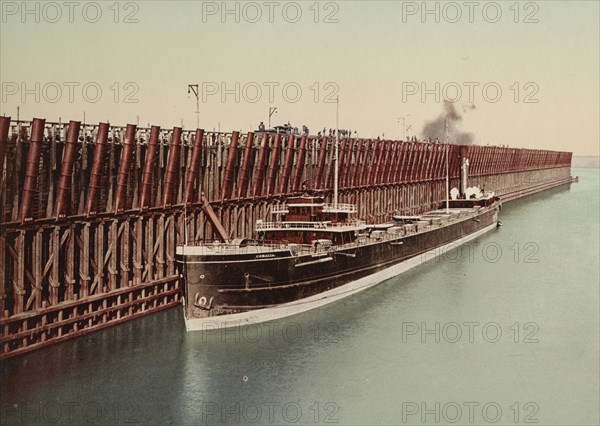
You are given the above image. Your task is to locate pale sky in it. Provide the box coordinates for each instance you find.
[1,0,598,155]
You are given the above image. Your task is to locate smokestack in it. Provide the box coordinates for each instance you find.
[461,158,469,197]
[459,145,470,197]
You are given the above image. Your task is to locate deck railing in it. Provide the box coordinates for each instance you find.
[322,203,358,213]
[255,220,366,231]
[269,203,358,214]
[271,206,289,214]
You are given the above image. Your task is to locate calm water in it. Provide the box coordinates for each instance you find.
[2,169,599,426]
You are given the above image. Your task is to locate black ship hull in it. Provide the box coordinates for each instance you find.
[176,204,499,330]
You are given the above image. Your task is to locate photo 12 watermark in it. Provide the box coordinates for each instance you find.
[485,170,546,186]
[401,321,540,344]
[400,1,540,24]
[199,320,340,344]
[401,82,540,104]
[200,81,339,104]
[200,401,340,424]
[1,401,141,424]
[401,401,540,424]
[1,1,140,24]
[1,81,140,104]
[201,1,339,24]
[423,241,540,264]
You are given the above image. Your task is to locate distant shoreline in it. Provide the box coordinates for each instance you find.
[572,156,600,169]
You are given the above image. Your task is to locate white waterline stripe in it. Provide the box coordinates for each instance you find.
[185,221,497,332]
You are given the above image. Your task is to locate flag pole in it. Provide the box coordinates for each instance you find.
[445,116,450,214]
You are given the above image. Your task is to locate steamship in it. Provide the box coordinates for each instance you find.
[176,153,501,331]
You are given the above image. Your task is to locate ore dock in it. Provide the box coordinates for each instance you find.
[0,116,577,358]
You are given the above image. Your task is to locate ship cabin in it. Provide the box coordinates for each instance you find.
[442,190,500,209]
[255,195,367,246]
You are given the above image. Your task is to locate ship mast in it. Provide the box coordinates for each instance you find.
[445,116,450,214]
[334,96,339,210]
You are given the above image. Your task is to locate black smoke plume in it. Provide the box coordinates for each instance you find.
[421,101,476,145]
